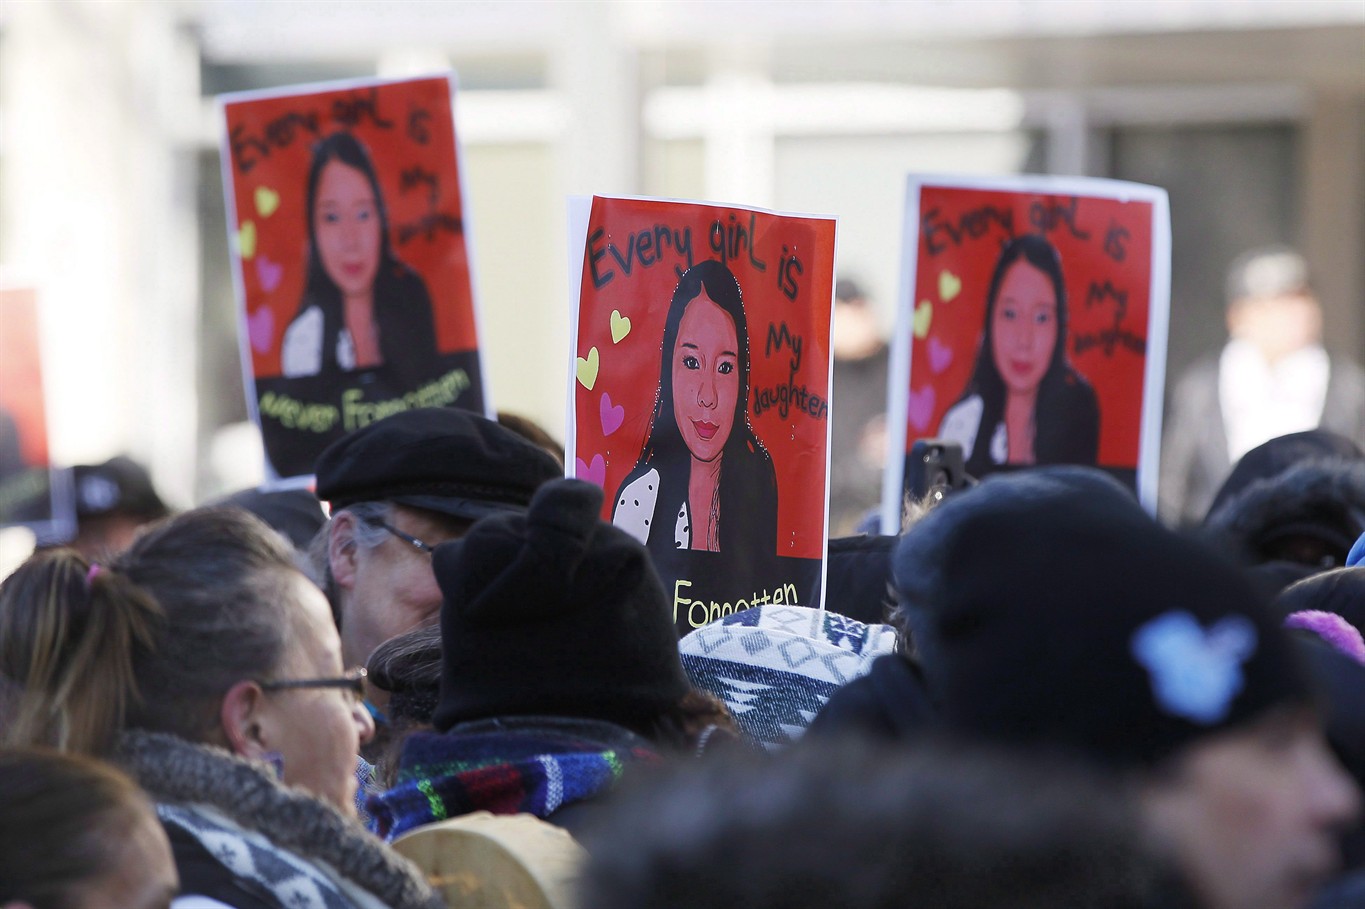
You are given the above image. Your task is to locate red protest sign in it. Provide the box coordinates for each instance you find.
[220,75,488,482]
[884,176,1170,528]
[0,286,74,538]
[569,196,836,634]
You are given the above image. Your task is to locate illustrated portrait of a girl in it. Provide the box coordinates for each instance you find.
[938,233,1099,477]
[612,260,778,558]
[280,131,441,387]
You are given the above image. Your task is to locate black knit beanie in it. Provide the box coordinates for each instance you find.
[893,466,1311,769]
[431,478,691,733]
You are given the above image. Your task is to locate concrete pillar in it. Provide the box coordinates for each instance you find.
[550,0,640,197]
[1044,94,1090,177]
[702,63,776,208]
[1300,91,1365,362]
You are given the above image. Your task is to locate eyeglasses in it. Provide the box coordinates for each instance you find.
[258,666,368,700]
[369,519,435,556]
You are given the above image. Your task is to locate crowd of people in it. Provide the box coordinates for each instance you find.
[3,244,1365,909]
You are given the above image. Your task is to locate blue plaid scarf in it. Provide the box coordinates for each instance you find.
[367,716,660,841]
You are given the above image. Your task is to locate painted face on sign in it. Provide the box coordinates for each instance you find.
[672,290,740,464]
[313,159,382,300]
[991,259,1058,397]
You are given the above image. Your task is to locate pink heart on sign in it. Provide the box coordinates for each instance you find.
[908,385,936,432]
[600,392,625,436]
[927,336,953,374]
[247,307,275,355]
[256,255,284,293]
[575,454,607,488]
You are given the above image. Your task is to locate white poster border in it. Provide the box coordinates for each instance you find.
[881,172,1172,533]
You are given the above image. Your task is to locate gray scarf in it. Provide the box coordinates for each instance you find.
[115,729,441,909]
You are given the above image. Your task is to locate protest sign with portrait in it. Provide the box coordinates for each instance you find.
[220,74,488,482]
[569,196,836,635]
[882,175,1170,530]
[0,286,74,541]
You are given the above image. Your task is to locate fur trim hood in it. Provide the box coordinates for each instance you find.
[115,730,441,909]
[1204,458,1365,558]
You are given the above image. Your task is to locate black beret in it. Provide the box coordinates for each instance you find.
[313,408,563,521]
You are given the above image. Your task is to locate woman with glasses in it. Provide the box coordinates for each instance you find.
[0,507,441,909]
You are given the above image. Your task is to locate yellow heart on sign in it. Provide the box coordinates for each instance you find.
[610,310,631,344]
[939,270,962,302]
[255,186,281,218]
[238,220,257,260]
[913,300,933,340]
[576,347,600,390]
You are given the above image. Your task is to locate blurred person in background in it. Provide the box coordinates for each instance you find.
[1161,246,1365,527]
[0,748,179,909]
[210,485,328,557]
[828,277,890,535]
[65,455,170,560]
[0,508,439,909]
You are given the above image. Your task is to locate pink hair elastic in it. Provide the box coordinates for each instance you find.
[86,564,104,585]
